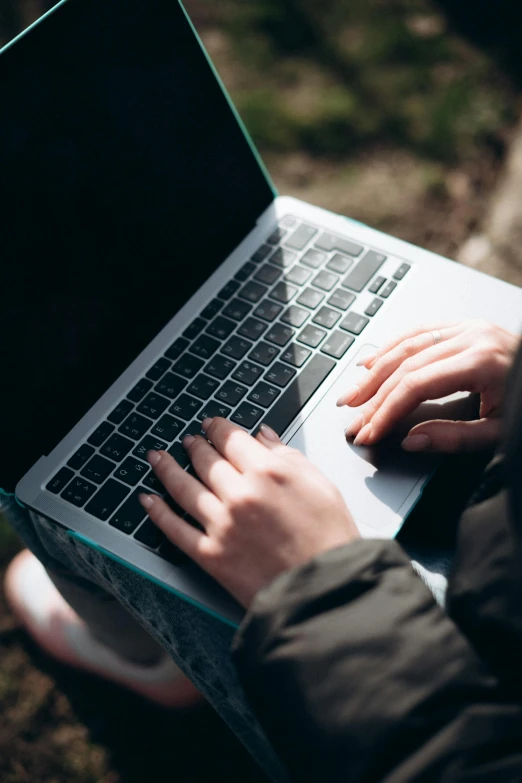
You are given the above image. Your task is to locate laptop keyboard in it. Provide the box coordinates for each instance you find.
[45,215,410,563]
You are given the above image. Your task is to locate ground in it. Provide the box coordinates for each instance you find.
[0,0,521,780]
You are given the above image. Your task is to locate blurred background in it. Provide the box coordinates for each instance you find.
[1,0,522,780]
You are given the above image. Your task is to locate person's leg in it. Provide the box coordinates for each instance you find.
[0,494,289,783]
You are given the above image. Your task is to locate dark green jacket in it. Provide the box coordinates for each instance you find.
[234,339,522,781]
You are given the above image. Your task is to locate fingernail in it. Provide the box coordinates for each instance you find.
[353,423,372,446]
[147,450,162,467]
[356,353,376,367]
[183,435,195,449]
[336,384,360,407]
[401,434,431,451]
[139,493,154,509]
[259,423,280,442]
[345,414,363,438]
[201,417,213,431]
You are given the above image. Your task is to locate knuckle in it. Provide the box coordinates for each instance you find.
[400,371,421,394]
[228,485,259,515]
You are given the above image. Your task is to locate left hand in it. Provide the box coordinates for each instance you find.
[139,417,360,608]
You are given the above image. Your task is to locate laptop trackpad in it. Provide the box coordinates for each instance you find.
[287,345,475,538]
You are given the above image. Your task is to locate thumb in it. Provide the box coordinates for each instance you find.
[401,417,502,453]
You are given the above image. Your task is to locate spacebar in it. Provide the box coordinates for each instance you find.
[258,354,336,437]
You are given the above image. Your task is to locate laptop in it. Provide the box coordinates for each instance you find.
[1,0,522,626]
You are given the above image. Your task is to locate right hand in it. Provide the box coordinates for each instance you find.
[337,319,520,452]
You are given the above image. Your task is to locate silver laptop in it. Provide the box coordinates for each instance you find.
[2,0,522,625]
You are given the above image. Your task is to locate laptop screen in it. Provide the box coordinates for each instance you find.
[0,0,274,491]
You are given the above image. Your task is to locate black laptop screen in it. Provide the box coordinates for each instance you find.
[0,0,274,490]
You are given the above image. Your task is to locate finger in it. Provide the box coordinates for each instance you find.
[202,417,269,472]
[147,450,223,529]
[139,492,207,563]
[338,327,463,408]
[358,321,462,371]
[183,434,241,500]
[256,423,306,459]
[354,352,481,445]
[401,417,503,453]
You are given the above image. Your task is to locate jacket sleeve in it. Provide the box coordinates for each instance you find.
[232,537,522,782]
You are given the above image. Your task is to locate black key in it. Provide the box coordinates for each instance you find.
[365,297,384,317]
[279,215,297,228]
[107,400,134,424]
[264,362,296,388]
[197,400,232,421]
[238,280,268,304]
[137,392,170,420]
[218,280,241,300]
[214,381,248,406]
[393,263,410,280]
[181,420,208,439]
[301,248,326,269]
[248,382,280,408]
[146,357,171,381]
[110,489,148,534]
[173,353,205,379]
[159,539,190,566]
[251,244,272,263]
[380,280,397,298]
[169,393,203,420]
[118,412,151,441]
[133,435,168,461]
[298,324,327,348]
[154,372,187,400]
[151,414,184,442]
[327,289,356,311]
[127,377,154,403]
[339,312,370,335]
[60,477,97,507]
[231,403,264,429]
[270,281,297,304]
[200,298,223,320]
[284,222,317,250]
[314,232,363,257]
[247,341,279,367]
[67,444,95,471]
[253,300,283,322]
[205,354,236,380]
[265,323,294,347]
[368,275,386,294]
[134,518,165,549]
[321,330,355,360]
[312,270,339,292]
[237,316,268,341]
[88,421,115,447]
[234,261,256,282]
[222,298,252,322]
[269,248,296,268]
[326,253,353,275]
[190,334,221,362]
[254,263,282,286]
[183,317,206,341]
[113,457,149,486]
[187,374,221,400]
[142,470,167,495]
[167,442,190,469]
[296,287,324,310]
[281,305,309,328]
[342,250,387,292]
[232,360,264,386]
[85,480,129,521]
[100,434,134,462]
[256,354,335,436]
[284,265,311,286]
[281,343,312,368]
[312,306,341,330]
[46,467,74,495]
[164,337,190,362]
[206,315,236,341]
[221,335,253,361]
[267,226,287,244]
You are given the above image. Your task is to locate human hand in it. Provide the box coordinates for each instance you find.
[338,319,520,452]
[139,418,360,608]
